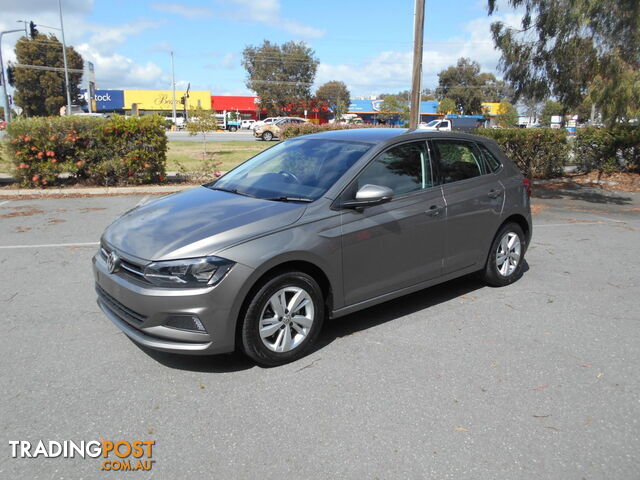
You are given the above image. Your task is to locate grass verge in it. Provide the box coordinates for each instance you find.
[168,140,272,172]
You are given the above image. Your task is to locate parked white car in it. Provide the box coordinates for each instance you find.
[241,119,256,130]
[252,117,281,130]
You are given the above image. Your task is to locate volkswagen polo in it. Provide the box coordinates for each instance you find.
[93,128,531,366]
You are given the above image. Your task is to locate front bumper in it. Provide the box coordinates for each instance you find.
[92,252,254,355]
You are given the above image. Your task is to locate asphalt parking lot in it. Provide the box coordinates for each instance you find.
[1,184,639,479]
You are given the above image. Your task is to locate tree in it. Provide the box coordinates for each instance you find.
[378,95,409,125]
[540,100,564,126]
[315,81,350,122]
[186,106,218,160]
[487,0,640,125]
[436,58,511,114]
[437,98,457,114]
[242,40,319,116]
[13,33,84,117]
[496,100,519,127]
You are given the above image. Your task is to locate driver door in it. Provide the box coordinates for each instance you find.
[340,140,446,306]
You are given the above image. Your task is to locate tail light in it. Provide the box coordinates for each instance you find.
[522,178,532,197]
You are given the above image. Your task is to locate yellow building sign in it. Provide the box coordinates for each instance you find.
[481,102,501,116]
[123,90,212,111]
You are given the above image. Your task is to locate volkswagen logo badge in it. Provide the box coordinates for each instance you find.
[107,251,120,274]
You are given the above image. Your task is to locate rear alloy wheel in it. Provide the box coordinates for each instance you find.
[481,222,526,287]
[262,131,274,141]
[241,271,324,366]
[229,126,238,132]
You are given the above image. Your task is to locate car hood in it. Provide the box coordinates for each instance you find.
[103,186,306,261]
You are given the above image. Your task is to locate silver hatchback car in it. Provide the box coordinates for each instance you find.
[94,129,532,366]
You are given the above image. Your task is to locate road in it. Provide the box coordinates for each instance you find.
[0,184,639,479]
[167,129,258,142]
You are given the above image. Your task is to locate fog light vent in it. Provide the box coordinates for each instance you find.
[165,315,207,333]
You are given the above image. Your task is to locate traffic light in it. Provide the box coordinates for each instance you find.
[29,21,38,39]
[180,96,185,105]
[6,65,15,87]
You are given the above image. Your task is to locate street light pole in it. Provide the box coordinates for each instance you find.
[170,51,177,124]
[58,0,72,116]
[0,29,25,123]
[409,0,425,130]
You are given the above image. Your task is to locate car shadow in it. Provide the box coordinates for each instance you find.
[139,264,529,372]
[311,273,491,354]
[533,183,633,205]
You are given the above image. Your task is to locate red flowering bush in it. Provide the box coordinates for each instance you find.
[5,115,167,187]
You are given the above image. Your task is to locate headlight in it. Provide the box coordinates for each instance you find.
[143,256,234,288]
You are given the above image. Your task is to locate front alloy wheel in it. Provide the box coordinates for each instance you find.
[241,271,324,366]
[262,131,274,141]
[259,287,314,352]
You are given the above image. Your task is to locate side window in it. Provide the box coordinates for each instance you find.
[432,140,485,183]
[477,143,502,172]
[356,142,431,196]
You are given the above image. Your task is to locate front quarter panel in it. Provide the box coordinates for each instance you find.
[217,199,344,312]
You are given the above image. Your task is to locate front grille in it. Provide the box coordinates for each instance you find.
[96,284,146,325]
[101,246,147,281]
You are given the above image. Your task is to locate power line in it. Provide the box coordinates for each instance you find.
[13,63,83,73]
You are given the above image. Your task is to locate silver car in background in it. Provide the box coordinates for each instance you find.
[93,128,532,366]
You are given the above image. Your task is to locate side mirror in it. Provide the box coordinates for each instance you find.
[342,184,394,209]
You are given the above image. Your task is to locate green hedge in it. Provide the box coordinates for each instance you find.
[5,115,167,187]
[574,126,640,173]
[474,128,569,179]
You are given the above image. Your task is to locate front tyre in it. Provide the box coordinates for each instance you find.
[262,131,274,141]
[481,222,526,287]
[241,271,324,366]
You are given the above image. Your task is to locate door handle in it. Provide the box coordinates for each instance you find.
[488,189,503,199]
[425,205,441,217]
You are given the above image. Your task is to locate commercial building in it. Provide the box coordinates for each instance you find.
[347,99,440,125]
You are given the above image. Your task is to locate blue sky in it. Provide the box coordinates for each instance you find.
[0,0,523,97]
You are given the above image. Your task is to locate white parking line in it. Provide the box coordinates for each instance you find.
[0,200,9,207]
[0,242,99,249]
[535,222,606,227]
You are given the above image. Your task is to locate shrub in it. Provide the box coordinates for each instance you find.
[574,126,640,173]
[474,128,569,178]
[5,115,167,187]
[280,122,380,139]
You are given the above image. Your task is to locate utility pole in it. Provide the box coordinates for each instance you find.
[58,0,72,116]
[0,29,25,123]
[170,51,177,124]
[409,0,425,130]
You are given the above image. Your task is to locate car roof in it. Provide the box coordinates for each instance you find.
[301,127,492,144]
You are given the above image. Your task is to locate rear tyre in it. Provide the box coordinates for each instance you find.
[229,126,238,132]
[262,131,274,141]
[481,222,526,287]
[241,271,324,367]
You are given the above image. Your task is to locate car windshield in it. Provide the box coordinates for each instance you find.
[210,138,372,201]
[425,120,440,127]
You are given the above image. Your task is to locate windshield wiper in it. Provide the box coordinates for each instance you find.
[266,196,313,203]
[210,186,257,198]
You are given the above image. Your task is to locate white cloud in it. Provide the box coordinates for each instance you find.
[76,44,167,89]
[151,2,213,19]
[0,0,93,14]
[87,19,164,54]
[316,11,524,96]
[219,0,325,39]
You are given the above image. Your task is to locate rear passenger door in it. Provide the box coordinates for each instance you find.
[430,139,504,274]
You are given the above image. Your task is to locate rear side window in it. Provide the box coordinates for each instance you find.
[356,141,432,196]
[431,140,486,183]
[477,143,502,172]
